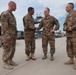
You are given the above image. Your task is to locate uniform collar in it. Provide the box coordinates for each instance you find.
[7,10,14,16]
[68,10,75,17]
[27,13,32,18]
[45,15,51,19]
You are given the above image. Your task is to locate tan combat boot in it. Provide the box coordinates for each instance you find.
[64,58,74,65]
[31,54,36,60]
[26,55,30,61]
[8,60,18,66]
[3,62,14,70]
[50,54,54,61]
[42,53,47,60]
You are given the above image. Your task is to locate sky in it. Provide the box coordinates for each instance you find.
[0,0,76,31]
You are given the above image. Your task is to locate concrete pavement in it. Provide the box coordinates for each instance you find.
[0,37,76,75]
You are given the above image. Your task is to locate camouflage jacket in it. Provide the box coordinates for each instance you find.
[23,14,35,35]
[38,15,60,35]
[1,10,17,36]
[63,11,76,37]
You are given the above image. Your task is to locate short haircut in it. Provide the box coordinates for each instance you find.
[45,7,50,12]
[68,3,74,9]
[28,7,34,12]
[8,1,16,6]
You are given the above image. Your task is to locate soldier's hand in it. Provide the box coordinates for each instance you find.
[51,29,55,33]
[35,27,39,30]
[64,26,69,31]
[68,27,72,31]
[6,36,11,41]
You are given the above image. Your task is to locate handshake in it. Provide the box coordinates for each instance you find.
[35,27,39,30]
[64,26,72,31]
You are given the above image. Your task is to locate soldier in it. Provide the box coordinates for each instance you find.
[37,7,60,60]
[23,7,37,61]
[1,1,18,70]
[0,25,2,47]
[63,3,76,70]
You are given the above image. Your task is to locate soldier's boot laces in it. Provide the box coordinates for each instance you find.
[42,54,47,60]
[8,60,18,66]
[3,62,14,70]
[31,54,36,60]
[73,65,76,70]
[26,55,30,61]
[50,54,54,61]
[64,58,74,65]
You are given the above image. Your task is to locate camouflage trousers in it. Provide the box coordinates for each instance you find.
[24,34,35,56]
[42,34,55,54]
[2,35,16,62]
[66,37,76,58]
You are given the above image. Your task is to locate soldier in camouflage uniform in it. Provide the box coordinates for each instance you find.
[37,7,60,61]
[1,1,18,70]
[23,7,37,61]
[63,3,76,70]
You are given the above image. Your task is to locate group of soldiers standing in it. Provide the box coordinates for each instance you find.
[0,1,76,70]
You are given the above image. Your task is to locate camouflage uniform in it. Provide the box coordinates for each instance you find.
[1,10,17,62]
[38,15,60,55]
[23,14,36,56]
[63,11,76,58]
